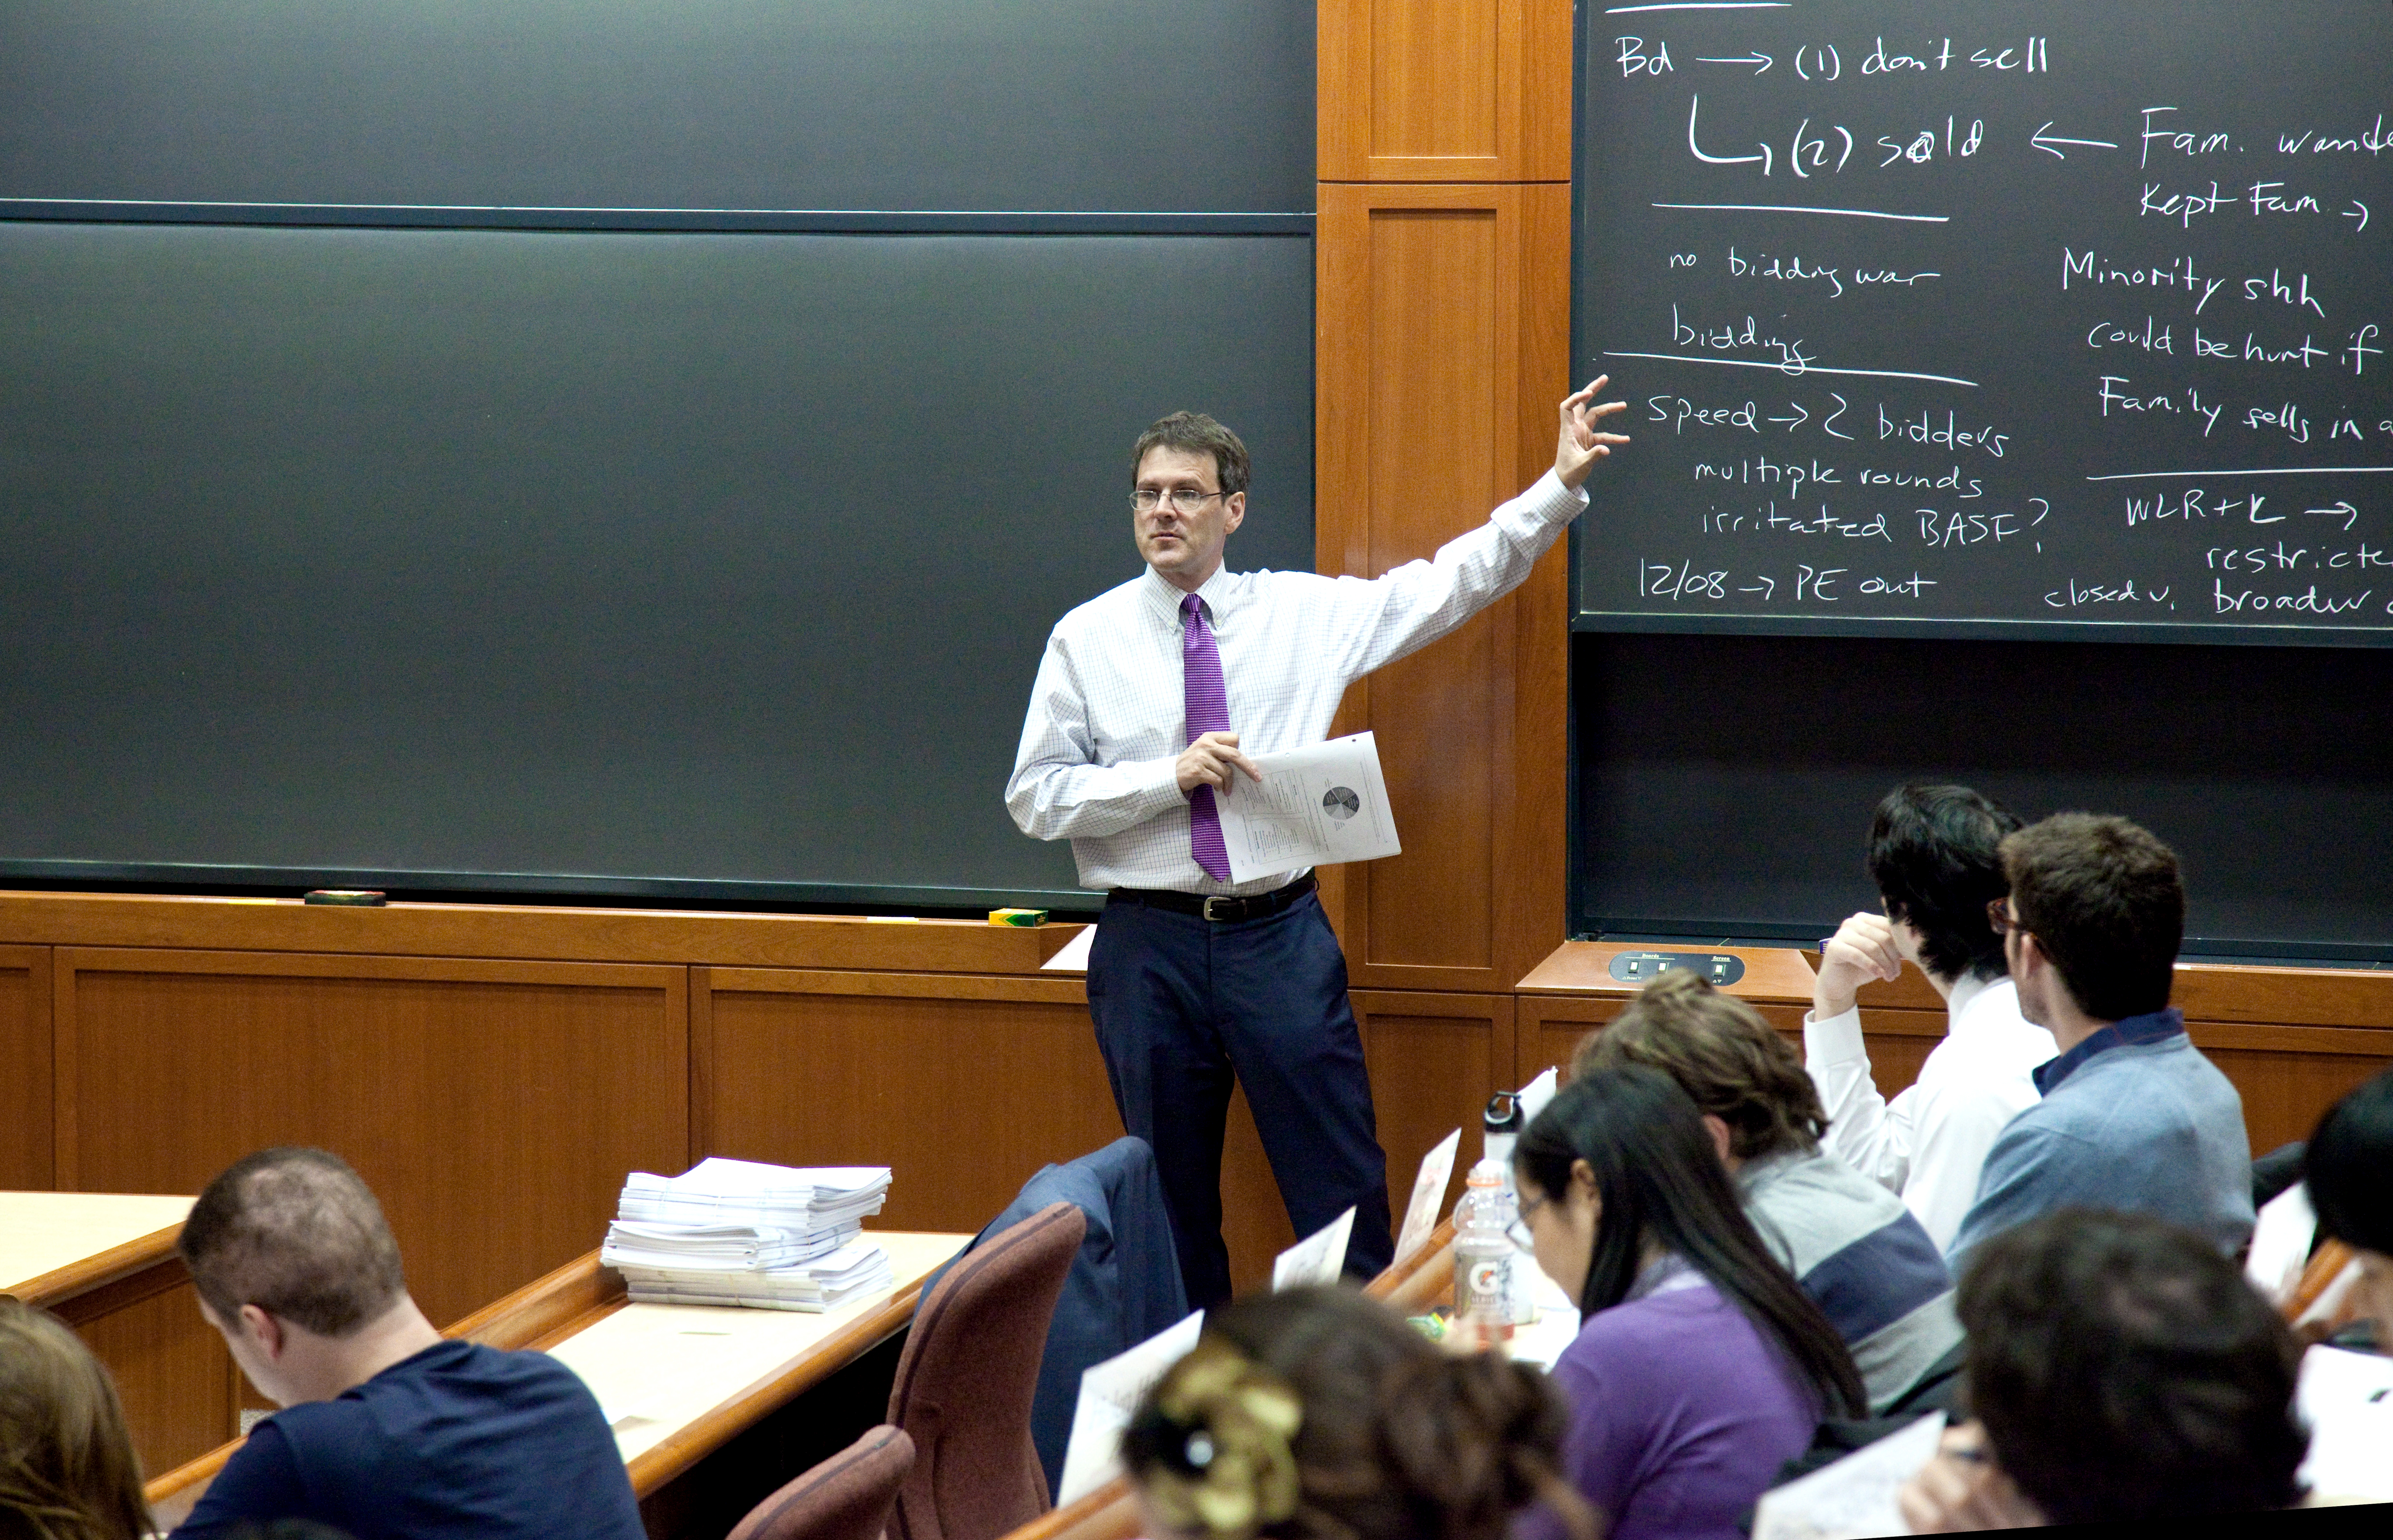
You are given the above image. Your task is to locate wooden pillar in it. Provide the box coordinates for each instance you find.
[1316,0,1575,992]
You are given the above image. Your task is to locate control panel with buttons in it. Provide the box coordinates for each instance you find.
[1606,950,1747,988]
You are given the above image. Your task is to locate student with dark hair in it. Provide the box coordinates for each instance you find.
[1897,1209,2308,1529]
[1946,814,2252,1263]
[1804,784,2056,1249]
[1575,974,1960,1412]
[1122,1287,1588,1540]
[170,1148,643,1540]
[1510,1063,1864,1540]
[2306,1066,2393,1339]
[0,1297,153,1540]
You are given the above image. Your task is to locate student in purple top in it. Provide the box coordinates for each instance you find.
[1513,1065,1865,1540]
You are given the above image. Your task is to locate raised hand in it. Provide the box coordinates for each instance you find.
[1815,911,1905,1020]
[1554,376,1631,489]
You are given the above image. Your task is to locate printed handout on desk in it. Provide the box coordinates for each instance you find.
[1217,732,1400,883]
[1395,1129,1461,1265]
[2244,1181,2317,1306]
[2297,1344,2393,1501]
[1272,1206,1356,1293]
[1750,1412,1944,1540]
[1056,1309,1206,1505]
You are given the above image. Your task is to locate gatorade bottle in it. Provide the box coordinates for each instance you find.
[1453,1158,1516,1347]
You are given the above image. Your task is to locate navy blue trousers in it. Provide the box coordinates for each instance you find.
[1086,892,1395,1306]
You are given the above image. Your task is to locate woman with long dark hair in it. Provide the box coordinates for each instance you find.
[1513,1063,1865,1540]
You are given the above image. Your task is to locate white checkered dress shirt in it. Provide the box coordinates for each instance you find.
[1006,470,1590,896]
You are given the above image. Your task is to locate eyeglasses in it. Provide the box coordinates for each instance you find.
[1506,1190,1546,1252]
[1987,898,2029,939]
[1131,487,1226,515]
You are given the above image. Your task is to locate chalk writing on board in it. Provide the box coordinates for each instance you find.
[1576,0,2393,637]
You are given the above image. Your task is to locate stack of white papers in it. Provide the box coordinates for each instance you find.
[600,1159,894,1312]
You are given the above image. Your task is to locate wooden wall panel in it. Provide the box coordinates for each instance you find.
[699,970,1126,1239]
[1,944,52,1188]
[1220,990,1515,1293]
[1517,993,1813,1088]
[52,1269,235,1479]
[2192,1022,2393,1157]
[54,949,687,1331]
[1317,181,1572,993]
[1320,0,1573,181]
[1356,989,1515,1227]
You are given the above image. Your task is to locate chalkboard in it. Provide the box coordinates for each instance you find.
[0,0,1313,214]
[0,224,1313,908]
[1571,631,2393,961]
[1572,0,2392,642]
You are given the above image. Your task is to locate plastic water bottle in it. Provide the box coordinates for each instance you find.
[1481,1093,1524,1191]
[1453,1158,1516,1346]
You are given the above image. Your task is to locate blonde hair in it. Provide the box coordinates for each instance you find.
[0,1299,151,1540]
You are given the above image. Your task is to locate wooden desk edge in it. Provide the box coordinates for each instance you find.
[1515,941,1817,1002]
[995,1220,1462,1540]
[624,1275,932,1496]
[13,1220,186,1310]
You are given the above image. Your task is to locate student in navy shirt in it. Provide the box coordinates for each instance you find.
[1513,1065,1865,1540]
[171,1147,644,1540]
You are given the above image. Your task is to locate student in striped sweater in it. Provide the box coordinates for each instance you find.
[1576,971,1964,1413]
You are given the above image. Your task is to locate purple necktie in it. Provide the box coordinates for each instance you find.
[1181,593,1232,881]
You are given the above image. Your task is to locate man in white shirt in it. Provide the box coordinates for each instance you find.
[1805,783,2056,1252]
[1006,382,1628,1304]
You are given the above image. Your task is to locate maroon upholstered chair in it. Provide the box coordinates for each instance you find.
[727,1425,916,1540]
[885,1199,1086,1540]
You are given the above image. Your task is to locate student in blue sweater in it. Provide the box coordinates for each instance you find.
[1947,813,2254,1265]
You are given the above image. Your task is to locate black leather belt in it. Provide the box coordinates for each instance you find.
[1108,873,1317,924]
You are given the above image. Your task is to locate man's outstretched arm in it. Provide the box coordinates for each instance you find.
[1323,380,1630,681]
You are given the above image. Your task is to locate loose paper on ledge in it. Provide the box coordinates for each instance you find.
[1272,1206,1356,1293]
[1217,732,1400,884]
[1395,1129,1461,1265]
[1055,1309,1206,1505]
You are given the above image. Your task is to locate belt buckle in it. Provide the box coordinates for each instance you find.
[1202,895,1236,922]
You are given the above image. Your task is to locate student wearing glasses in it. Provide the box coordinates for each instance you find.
[1005,385,1630,1306]
[1511,1063,1865,1540]
[1945,814,2252,1265]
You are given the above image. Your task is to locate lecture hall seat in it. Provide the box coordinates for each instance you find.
[886,1200,1085,1540]
[727,1425,916,1540]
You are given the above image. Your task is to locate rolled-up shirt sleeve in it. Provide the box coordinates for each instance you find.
[1005,631,1185,841]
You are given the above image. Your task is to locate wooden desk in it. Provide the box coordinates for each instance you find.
[145,1230,968,1539]
[0,1191,236,1480]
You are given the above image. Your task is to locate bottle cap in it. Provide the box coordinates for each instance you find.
[1483,1092,1523,1134]
[1466,1157,1505,1183]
